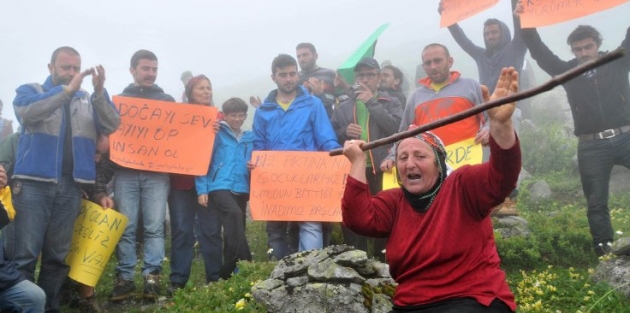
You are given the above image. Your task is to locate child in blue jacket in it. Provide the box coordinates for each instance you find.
[196,97,253,279]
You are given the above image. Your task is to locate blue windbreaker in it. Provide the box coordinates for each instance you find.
[196,122,254,195]
[253,86,340,152]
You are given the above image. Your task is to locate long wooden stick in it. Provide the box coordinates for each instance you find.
[329,48,626,156]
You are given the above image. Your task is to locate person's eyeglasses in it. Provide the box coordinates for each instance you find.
[356,72,378,80]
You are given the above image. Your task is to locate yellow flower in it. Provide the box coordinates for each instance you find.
[245,293,252,298]
[235,298,246,310]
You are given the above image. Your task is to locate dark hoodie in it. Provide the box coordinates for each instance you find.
[120,84,175,102]
[447,1,527,93]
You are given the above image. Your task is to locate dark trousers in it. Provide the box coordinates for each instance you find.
[391,298,512,313]
[342,168,386,260]
[168,188,222,284]
[209,190,251,279]
[577,132,630,254]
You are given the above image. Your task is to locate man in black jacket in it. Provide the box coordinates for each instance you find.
[331,57,403,260]
[516,1,630,256]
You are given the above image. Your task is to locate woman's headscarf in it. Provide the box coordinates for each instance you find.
[396,129,449,213]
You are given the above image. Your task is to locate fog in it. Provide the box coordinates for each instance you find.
[0,0,628,128]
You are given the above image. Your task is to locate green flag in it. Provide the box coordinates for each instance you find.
[337,23,390,85]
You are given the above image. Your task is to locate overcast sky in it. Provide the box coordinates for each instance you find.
[0,0,628,127]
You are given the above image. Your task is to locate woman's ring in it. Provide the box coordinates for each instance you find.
[350,140,355,144]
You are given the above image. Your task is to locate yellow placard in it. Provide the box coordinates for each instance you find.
[382,168,399,191]
[381,137,482,189]
[445,137,482,170]
[66,200,128,287]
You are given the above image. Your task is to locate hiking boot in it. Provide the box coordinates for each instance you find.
[109,276,135,302]
[491,197,518,217]
[77,295,100,313]
[166,282,186,296]
[143,272,161,300]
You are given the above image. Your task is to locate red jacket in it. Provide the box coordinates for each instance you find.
[342,136,520,311]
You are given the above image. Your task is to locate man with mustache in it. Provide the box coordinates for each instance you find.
[10,46,120,312]
[105,49,175,301]
[381,43,486,173]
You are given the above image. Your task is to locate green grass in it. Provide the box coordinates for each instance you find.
[58,117,630,312]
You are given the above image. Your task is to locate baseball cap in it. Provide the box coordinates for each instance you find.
[354,57,381,71]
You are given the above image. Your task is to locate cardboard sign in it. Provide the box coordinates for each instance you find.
[382,137,482,189]
[521,0,627,28]
[66,200,128,287]
[109,96,217,175]
[445,137,482,170]
[250,151,351,222]
[440,0,500,27]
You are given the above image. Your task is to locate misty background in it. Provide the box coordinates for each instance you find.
[0,0,628,129]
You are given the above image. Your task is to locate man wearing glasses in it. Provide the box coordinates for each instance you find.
[331,57,403,259]
[515,1,630,256]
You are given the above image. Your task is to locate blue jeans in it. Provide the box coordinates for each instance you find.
[0,280,46,313]
[168,188,222,284]
[10,176,82,312]
[578,132,630,252]
[267,221,322,260]
[114,169,169,280]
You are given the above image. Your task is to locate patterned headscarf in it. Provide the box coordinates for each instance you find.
[395,127,448,213]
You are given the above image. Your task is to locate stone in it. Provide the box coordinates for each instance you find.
[252,245,396,313]
[529,180,552,201]
[494,216,531,239]
[612,237,630,256]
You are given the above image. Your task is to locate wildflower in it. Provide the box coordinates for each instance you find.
[583,296,591,301]
[267,248,274,255]
[381,249,386,254]
[587,268,595,274]
[616,230,623,235]
[235,298,246,310]
[245,292,252,298]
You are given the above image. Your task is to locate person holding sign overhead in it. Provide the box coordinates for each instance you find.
[252,54,341,261]
[168,75,222,293]
[515,1,630,257]
[10,46,120,313]
[331,57,403,260]
[439,0,526,217]
[342,67,520,313]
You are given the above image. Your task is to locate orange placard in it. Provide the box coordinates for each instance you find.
[521,0,627,28]
[109,96,217,175]
[249,151,351,222]
[440,0,500,27]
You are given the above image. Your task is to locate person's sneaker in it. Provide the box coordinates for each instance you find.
[143,272,161,300]
[109,276,135,302]
[491,197,519,217]
[77,295,100,313]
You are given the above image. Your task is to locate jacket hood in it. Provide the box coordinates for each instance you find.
[121,83,166,95]
[484,20,511,54]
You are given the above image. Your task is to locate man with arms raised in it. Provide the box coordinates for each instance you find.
[516,1,630,256]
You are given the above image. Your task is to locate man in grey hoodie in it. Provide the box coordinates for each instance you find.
[439,0,526,216]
